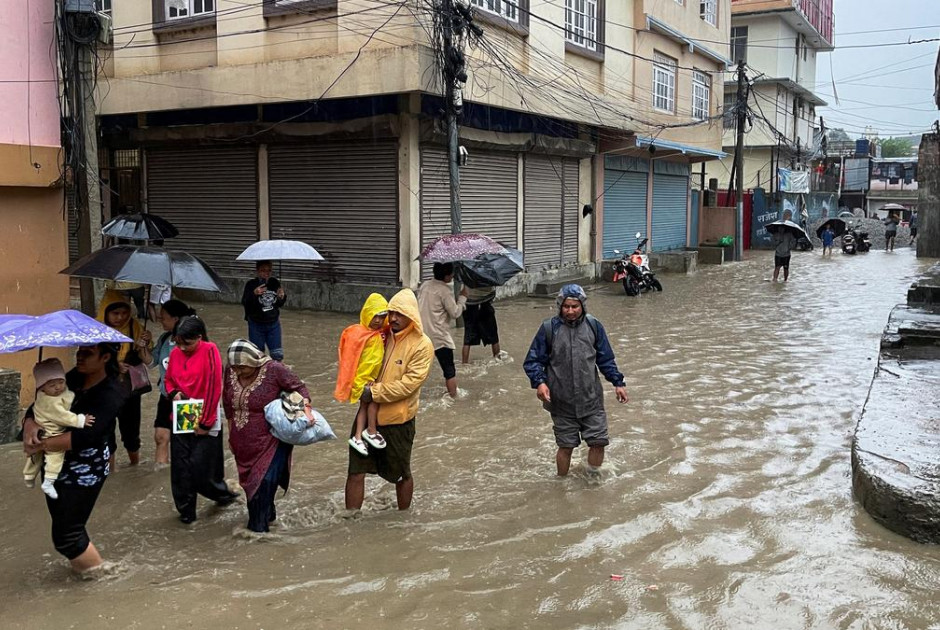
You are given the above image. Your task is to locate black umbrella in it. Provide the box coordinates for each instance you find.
[101,213,179,241]
[456,248,524,288]
[765,220,808,240]
[815,218,847,239]
[60,245,226,292]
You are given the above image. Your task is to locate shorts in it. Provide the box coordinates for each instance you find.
[463,301,499,347]
[154,393,172,430]
[910,228,918,238]
[434,347,456,380]
[774,255,791,270]
[551,410,610,448]
[348,418,415,483]
[885,231,897,239]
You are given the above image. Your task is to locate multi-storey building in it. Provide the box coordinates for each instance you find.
[0,0,70,397]
[707,0,833,195]
[90,0,730,309]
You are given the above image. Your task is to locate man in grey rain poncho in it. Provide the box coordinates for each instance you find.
[523,284,629,476]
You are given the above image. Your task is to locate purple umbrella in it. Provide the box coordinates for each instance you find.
[0,310,132,354]
[420,233,509,262]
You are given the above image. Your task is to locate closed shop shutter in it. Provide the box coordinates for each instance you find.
[420,146,518,278]
[652,172,690,251]
[146,146,258,278]
[602,156,648,258]
[269,142,399,284]
[562,158,579,264]
[524,154,564,270]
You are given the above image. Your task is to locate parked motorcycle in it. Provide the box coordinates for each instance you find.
[842,231,857,255]
[854,228,872,252]
[612,232,663,296]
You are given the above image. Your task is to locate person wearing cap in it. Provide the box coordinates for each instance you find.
[417,262,469,398]
[523,284,628,476]
[241,260,287,361]
[223,339,310,533]
[24,359,96,500]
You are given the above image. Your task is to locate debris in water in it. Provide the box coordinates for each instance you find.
[610,574,624,581]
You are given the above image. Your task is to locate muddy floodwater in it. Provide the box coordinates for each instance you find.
[2,249,939,629]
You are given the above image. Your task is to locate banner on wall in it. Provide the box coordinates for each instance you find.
[777,168,810,194]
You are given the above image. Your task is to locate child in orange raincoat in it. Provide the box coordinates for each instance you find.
[334,293,389,456]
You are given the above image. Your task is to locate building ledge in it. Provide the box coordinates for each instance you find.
[263,0,337,19]
[152,14,217,36]
[645,14,731,68]
[565,40,605,63]
[471,9,529,38]
[727,77,828,107]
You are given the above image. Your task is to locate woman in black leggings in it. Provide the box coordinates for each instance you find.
[23,343,127,573]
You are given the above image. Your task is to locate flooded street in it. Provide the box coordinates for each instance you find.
[2,248,939,629]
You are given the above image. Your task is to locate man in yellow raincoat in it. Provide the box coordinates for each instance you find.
[344,288,433,511]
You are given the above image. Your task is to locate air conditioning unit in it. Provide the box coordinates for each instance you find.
[97,11,112,45]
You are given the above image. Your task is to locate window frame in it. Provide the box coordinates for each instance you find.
[564,0,605,61]
[730,25,748,63]
[692,70,711,120]
[652,52,677,114]
[467,0,530,36]
[723,91,736,129]
[699,0,717,27]
[152,0,217,33]
[263,0,339,19]
[97,0,112,13]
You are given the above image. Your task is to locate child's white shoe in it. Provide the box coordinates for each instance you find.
[41,479,58,500]
[362,431,387,450]
[348,437,369,456]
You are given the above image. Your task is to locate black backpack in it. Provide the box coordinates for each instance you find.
[541,314,600,353]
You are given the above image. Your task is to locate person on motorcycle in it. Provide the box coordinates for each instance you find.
[522,284,628,477]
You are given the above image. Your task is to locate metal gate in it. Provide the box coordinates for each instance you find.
[146,146,259,278]
[652,171,689,251]
[268,142,399,284]
[602,156,648,258]
[523,155,580,270]
[420,146,518,278]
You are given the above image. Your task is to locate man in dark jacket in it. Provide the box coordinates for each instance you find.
[241,260,287,360]
[523,284,628,476]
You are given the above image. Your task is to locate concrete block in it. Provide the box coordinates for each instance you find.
[696,246,725,265]
[0,368,22,445]
[649,250,697,274]
[907,263,940,306]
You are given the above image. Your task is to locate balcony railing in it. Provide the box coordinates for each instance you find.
[796,0,833,45]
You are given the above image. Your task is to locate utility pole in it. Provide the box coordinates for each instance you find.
[78,43,103,313]
[733,60,747,262]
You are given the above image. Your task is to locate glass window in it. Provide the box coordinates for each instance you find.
[653,52,677,113]
[167,0,215,20]
[730,26,748,63]
[723,91,735,129]
[692,71,711,120]
[97,0,112,13]
[565,0,598,51]
[700,0,717,26]
[470,0,519,22]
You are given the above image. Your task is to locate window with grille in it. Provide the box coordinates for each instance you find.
[167,0,215,20]
[471,0,519,22]
[692,71,710,120]
[699,0,717,26]
[565,0,598,51]
[731,26,748,63]
[652,52,677,113]
[97,0,112,13]
[723,92,735,129]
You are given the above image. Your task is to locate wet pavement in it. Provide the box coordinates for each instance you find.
[2,248,939,629]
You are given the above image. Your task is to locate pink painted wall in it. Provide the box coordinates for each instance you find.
[0,0,61,147]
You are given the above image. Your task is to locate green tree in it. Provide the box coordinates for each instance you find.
[828,128,851,142]
[879,137,914,158]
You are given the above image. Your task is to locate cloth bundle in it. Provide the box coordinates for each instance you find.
[263,392,336,446]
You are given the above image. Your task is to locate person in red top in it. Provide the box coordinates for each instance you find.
[164,316,238,524]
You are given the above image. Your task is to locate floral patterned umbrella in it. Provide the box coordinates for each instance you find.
[420,233,509,262]
[0,310,132,354]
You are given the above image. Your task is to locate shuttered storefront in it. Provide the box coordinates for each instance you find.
[268,142,399,284]
[602,156,648,258]
[523,155,580,270]
[146,146,259,278]
[651,161,691,251]
[420,146,518,278]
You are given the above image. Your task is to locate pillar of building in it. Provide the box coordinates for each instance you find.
[398,94,422,289]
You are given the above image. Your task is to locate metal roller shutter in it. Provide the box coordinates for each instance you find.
[652,173,689,251]
[420,146,518,278]
[524,154,564,270]
[268,142,399,284]
[602,168,648,258]
[562,158,580,264]
[147,146,259,278]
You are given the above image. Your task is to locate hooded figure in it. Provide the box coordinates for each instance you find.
[97,289,148,363]
[334,293,389,405]
[523,284,628,476]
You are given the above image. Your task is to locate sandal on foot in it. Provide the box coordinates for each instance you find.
[348,437,369,456]
[362,431,387,449]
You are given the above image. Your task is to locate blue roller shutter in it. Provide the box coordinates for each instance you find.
[602,156,648,258]
[651,162,690,251]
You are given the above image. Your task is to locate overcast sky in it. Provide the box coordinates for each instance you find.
[815,0,938,139]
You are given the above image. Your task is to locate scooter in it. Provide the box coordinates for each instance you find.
[842,231,857,255]
[613,232,663,296]
[854,228,872,252]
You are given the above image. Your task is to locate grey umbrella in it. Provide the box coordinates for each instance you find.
[60,245,226,292]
